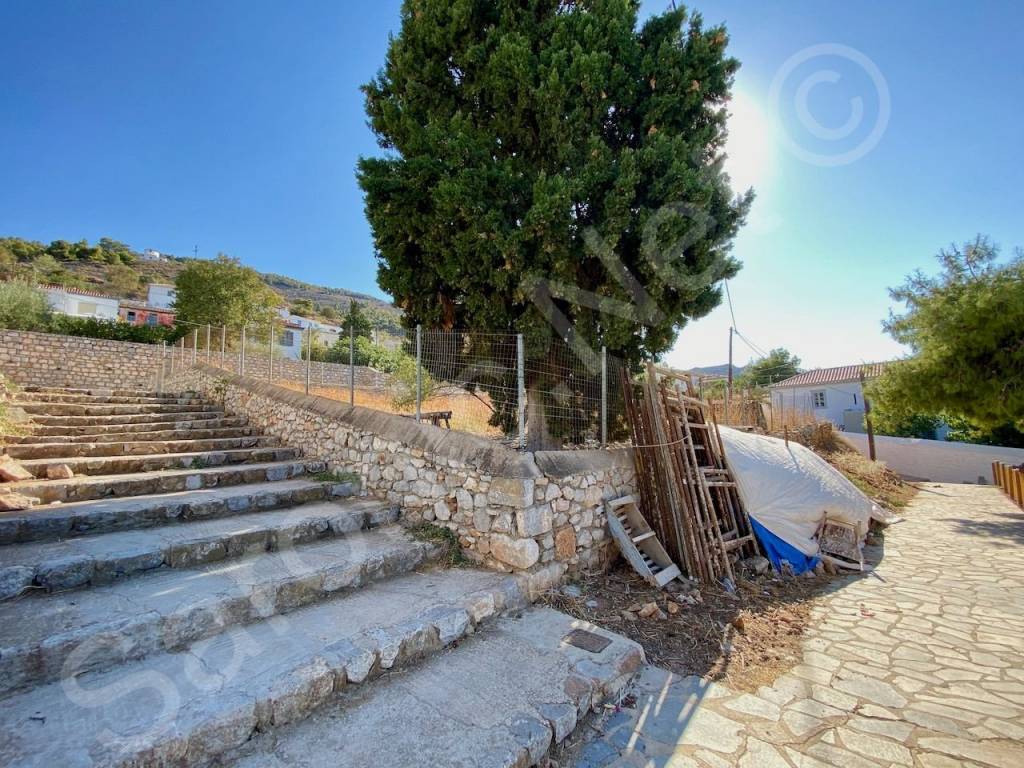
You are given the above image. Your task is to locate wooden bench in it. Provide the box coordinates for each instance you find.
[403,410,452,429]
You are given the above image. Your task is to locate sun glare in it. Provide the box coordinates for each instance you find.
[724,90,774,195]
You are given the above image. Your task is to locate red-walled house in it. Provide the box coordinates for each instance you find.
[118,300,176,327]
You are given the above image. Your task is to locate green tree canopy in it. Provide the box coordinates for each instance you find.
[340,300,373,339]
[869,236,1024,431]
[736,348,801,389]
[0,281,52,331]
[358,0,750,445]
[173,255,281,328]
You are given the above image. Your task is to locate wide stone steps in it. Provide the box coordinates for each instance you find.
[3,435,276,460]
[24,409,230,426]
[226,609,644,768]
[5,460,325,505]
[4,422,255,443]
[15,401,224,417]
[18,385,170,398]
[9,415,245,434]
[0,478,348,544]
[0,498,398,597]
[0,527,443,696]
[10,392,206,405]
[16,446,300,478]
[0,569,527,768]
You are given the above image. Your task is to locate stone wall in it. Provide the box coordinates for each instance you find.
[170,364,636,588]
[186,350,389,390]
[0,329,163,390]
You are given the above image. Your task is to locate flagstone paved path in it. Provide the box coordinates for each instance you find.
[570,483,1024,768]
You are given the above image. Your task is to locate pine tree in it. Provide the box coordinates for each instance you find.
[359,0,751,445]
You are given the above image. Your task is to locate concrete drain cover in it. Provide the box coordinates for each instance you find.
[563,629,611,654]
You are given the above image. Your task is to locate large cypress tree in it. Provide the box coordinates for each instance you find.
[358,0,751,446]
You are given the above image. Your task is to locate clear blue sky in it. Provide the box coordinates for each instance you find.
[1,1,1021,368]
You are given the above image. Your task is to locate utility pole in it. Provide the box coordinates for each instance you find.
[860,368,877,461]
[193,245,198,259]
[726,326,734,424]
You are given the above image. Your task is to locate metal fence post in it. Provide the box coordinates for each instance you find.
[192,328,198,364]
[268,322,274,382]
[517,333,525,449]
[415,325,422,422]
[349,325,355,406]
[601,345,607,447]
[305,327,312,395]
[240,325,247,376]
[205,324,211,363]
[220,325,226,367]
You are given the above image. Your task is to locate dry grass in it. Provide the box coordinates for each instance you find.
[825,449,918,509]
[274,380,503,437]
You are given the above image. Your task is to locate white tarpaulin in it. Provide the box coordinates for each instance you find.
[718,427,892,560]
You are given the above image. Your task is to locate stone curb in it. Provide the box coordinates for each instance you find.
[15,402,224,417]
[0,478,351,544]
[17,447,300,478]
[4,435,273,460]
[10,423,256,443]
[24,410,229,426]
[0,531,445,696]
[0,499,398,599]
[8,460,326,504]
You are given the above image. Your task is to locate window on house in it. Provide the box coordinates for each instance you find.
[77,301,98,316]
[146,315,158,326]
[812,390,827,408]
[126,311,136,322]
[280,331,295,347]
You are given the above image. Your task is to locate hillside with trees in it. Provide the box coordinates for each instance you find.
[0,235,402,331]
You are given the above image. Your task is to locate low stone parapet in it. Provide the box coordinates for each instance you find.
[169,364,635,586]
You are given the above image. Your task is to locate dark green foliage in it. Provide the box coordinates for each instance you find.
[340,300,373,339]
[48,315,185,344]
[736,348,801,389]
[174,255,281,328]
[359,0,750,442]
[870,236,1024,433]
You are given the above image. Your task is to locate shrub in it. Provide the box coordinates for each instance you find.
[0,281,52,330]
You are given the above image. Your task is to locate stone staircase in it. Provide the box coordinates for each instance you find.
[0,385,642,768]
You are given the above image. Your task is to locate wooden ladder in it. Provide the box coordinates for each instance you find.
[606,495,681,588]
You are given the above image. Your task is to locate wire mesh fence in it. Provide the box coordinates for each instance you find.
[162,321,626,450]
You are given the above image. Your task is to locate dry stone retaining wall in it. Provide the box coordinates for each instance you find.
[0,329,163,389]
[195,350,388,390]
[170,364,635,587]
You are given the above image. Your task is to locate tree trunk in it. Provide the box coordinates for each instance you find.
[526,385,561,451]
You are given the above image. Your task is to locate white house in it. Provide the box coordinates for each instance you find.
[147,283,176,310]
[41,284,120,320]
[141,249,165,261]
[769,363,889,432]
[275,309,342,358]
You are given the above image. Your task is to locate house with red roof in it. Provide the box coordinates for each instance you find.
[768,362,890,432]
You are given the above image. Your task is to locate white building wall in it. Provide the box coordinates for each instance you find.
[147,284,176,309]
[771,382,866,430]
[842,432,1024,484]
[43,288,119,320]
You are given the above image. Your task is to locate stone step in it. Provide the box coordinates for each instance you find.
[0,478,349,544]
[10,392,207,406]
[12,416,247,438]
[25,409,226,426]
[0,568,526,767]
[16,401,223,417]
[4,424,258,444]
[3,435,276,460]
[226,608,643,768]
[0,527,444,696]
[19,385,176,398]
[0,498,396,598]
[16,446,301,478]
[5,460,326,505]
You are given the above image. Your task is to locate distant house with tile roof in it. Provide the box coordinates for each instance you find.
[769,362,890,432]
[40,283,120,321]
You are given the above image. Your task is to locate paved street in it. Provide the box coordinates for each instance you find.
[572,483,1024,768]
